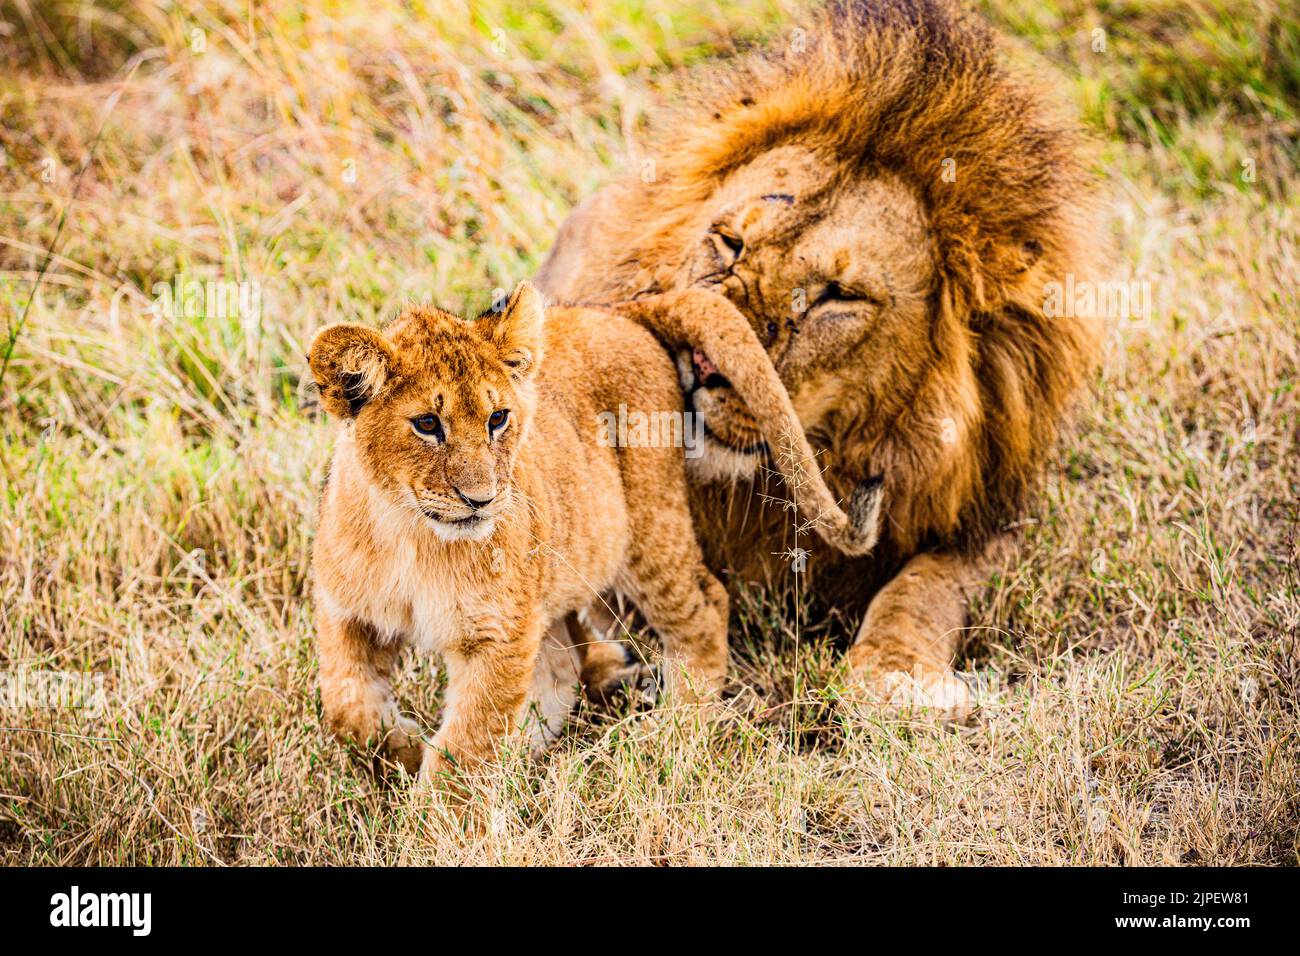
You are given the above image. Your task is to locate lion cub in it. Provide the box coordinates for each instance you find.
[308,283,879,782]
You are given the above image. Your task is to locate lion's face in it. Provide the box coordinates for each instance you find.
[534,0,1100,555]
[309,289,544,543]
[673,145,936,479]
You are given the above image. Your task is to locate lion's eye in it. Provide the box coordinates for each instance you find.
[815,282,880,308]
[412,414,445,441]
[487,409,509,433]
[711,225,744,258]
[822,282,859,302]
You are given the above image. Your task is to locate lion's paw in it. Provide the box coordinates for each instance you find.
[847,668,975,723]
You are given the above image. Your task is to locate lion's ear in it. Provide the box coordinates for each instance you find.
[307,323,394,418]
[489,281,545,379]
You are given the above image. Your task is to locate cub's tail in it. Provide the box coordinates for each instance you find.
[615,289,882,557]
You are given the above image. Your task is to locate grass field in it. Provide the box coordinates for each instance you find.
[0,0,1296,865]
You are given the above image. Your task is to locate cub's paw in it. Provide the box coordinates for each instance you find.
[659,661,728,705]
[582,649,657,710]
[379,715,427,776]
[846,668,974,723]
[842,474,885,556]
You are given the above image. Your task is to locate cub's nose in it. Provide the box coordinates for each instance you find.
[454,487,496,510]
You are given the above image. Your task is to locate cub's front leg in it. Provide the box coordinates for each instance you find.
[420,613,543,786]
[316,607,425,774]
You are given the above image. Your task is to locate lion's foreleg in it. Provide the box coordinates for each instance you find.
[846,545,1000,719]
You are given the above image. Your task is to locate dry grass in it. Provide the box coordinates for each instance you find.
[0,0,1296,865]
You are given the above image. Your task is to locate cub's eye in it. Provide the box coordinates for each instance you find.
[487,409,509,432]
[411,414,445,441]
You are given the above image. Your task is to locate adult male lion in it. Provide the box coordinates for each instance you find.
[536,0,1102,715]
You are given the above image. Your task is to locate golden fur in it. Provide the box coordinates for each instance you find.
[537,0,1104,714]
[308,284,878,779]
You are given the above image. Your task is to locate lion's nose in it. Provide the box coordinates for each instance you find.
[692,348,718,379]
[454,486,496,510]
[692,348,730,389]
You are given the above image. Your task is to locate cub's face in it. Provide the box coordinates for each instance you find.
[351,326,531,543]
[309,284,544,542]
[673,145,936,478]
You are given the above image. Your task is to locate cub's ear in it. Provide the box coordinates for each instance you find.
[489,281,544,379]
[307,323,394,418]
